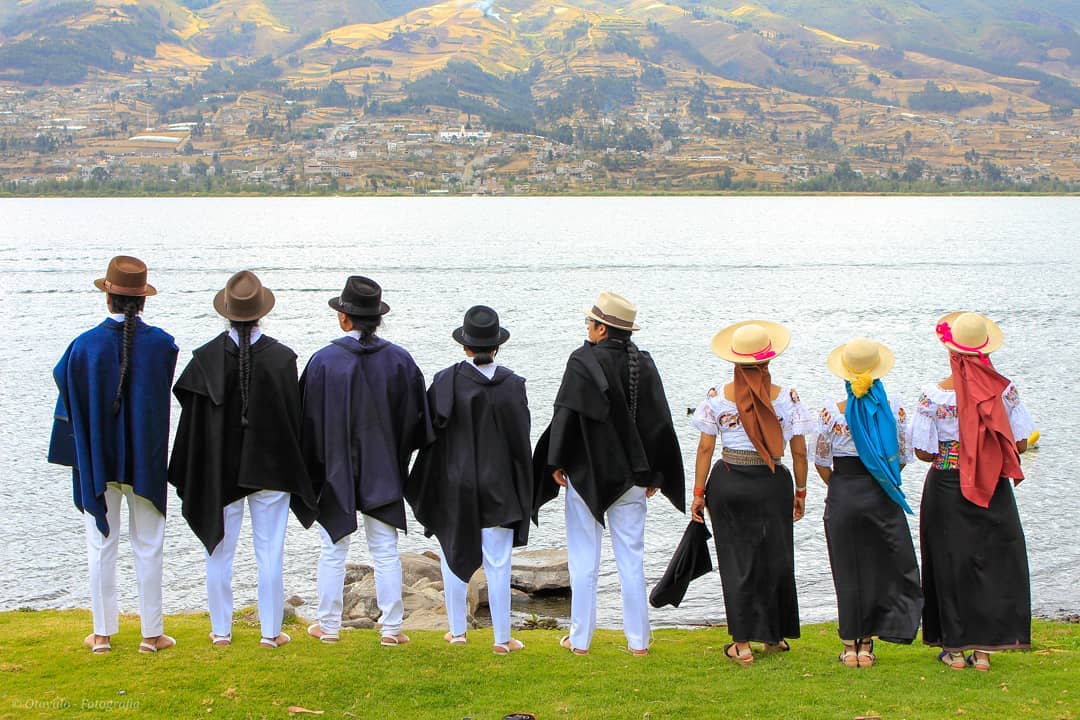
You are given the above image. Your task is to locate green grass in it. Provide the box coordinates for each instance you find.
[0,611,1076,719]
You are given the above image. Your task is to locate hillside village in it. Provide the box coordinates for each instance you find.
[2,0,1079,193]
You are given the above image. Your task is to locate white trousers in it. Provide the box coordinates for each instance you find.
[84,482,165,638]
[316,515,404,637]
[205,489,290,640]
[565,481,649,652]
[441,526,514,643]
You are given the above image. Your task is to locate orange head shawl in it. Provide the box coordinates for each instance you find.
[733,363,784,471]
[950,352,1024,507]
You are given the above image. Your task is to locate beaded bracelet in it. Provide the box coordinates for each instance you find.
[692,486,706,497]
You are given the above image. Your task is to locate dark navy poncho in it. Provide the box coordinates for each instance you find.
[300,336,433,542]
[48,318,178,536]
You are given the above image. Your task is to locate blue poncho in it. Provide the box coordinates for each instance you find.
[48,319,178,535]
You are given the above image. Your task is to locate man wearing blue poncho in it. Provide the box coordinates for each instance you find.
[48,256,179,655]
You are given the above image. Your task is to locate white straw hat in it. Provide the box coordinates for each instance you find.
[711,320,790,364]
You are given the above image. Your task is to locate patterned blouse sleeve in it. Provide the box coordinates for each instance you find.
[690,388,720,436]
[785,388,817,440]
[1002,384,1036,442]
[813,406,834,467]
[894,404,913,464]
[911,391,938,454]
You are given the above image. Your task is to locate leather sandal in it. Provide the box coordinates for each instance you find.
[444,632,467,645]
[307,623,339,643]
[839,643,858,667]
[380,633,410,647]
[138,635,176,654]
[84,633,111,654]
[209,632,232,647]
[723,642,754,665]
[559,635,588,655]
[857,639,876,668]
[938,650,967,670]
[763,640,791,653]
[259,632,291,649]
[493,638,525,655]
[967,651,990,672]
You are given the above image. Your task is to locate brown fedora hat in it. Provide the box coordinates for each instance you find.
[213,270,275,322]
[93,255,157,296]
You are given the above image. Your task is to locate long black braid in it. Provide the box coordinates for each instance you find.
[605,326,640,420]
[109,294,144,415]
[233,320,256,428]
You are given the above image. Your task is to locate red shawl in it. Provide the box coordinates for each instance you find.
[950,353,1024,508]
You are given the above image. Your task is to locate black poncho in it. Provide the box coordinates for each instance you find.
[407,362,533,582]
[533,339,685,524]
[169,333,316,553]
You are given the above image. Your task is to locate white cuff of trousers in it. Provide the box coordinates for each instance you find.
[440,552,470,638]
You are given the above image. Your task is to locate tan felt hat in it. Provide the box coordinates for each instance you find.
[827,337,895,381]
[584,291,640,331]
[94,255,156,296]
[213,270,275,322]
[935,311,1002,356]
[711,320,790,364]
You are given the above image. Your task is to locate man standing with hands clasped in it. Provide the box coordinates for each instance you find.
[533,291,684,656]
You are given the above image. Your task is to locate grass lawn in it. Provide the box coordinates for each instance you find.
[0,611,1076,719]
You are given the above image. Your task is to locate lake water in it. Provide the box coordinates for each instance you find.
[1,196,1077,630]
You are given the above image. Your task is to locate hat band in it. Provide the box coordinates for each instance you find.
[103,278,146,294]
[591,305,634,329]
[731,340,775,361]
[936,321,991,365]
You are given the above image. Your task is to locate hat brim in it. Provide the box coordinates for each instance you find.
[583,306,640,332]
[214,286,275,322]
[452,326,510,347]
[711,320,791,364]
[935,311,1003,355]
[328,297,390,316]
[94,278,157,296]
[826,341,895,381]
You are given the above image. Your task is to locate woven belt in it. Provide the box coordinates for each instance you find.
[721,448,781,466]
[933,440,961,470]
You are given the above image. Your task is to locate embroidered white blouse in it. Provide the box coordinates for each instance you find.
[691,385,815,451]
[814,399,913,467]
[910,383,1035,453]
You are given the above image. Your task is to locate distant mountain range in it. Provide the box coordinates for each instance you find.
[2,0,1079,117]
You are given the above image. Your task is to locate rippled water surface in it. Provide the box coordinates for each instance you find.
[1,196,1077,627]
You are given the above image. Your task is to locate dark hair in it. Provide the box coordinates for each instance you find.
[466,344,499,366]
[108,294,146,415]
[347,315,382,342]
[232,320,257,428]
[604,325,640,419]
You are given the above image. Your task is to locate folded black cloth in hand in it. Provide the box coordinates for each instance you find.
[649,520,713,608]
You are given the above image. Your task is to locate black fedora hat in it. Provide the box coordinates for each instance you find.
[328,276,390,316]
[453,305,510,347]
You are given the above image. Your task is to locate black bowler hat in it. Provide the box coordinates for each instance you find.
[328,276,390,316]
[453,305,510,347]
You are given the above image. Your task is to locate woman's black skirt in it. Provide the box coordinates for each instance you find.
[706,460,799,644]
[824,457,922,644]
[920,468,1031,651]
